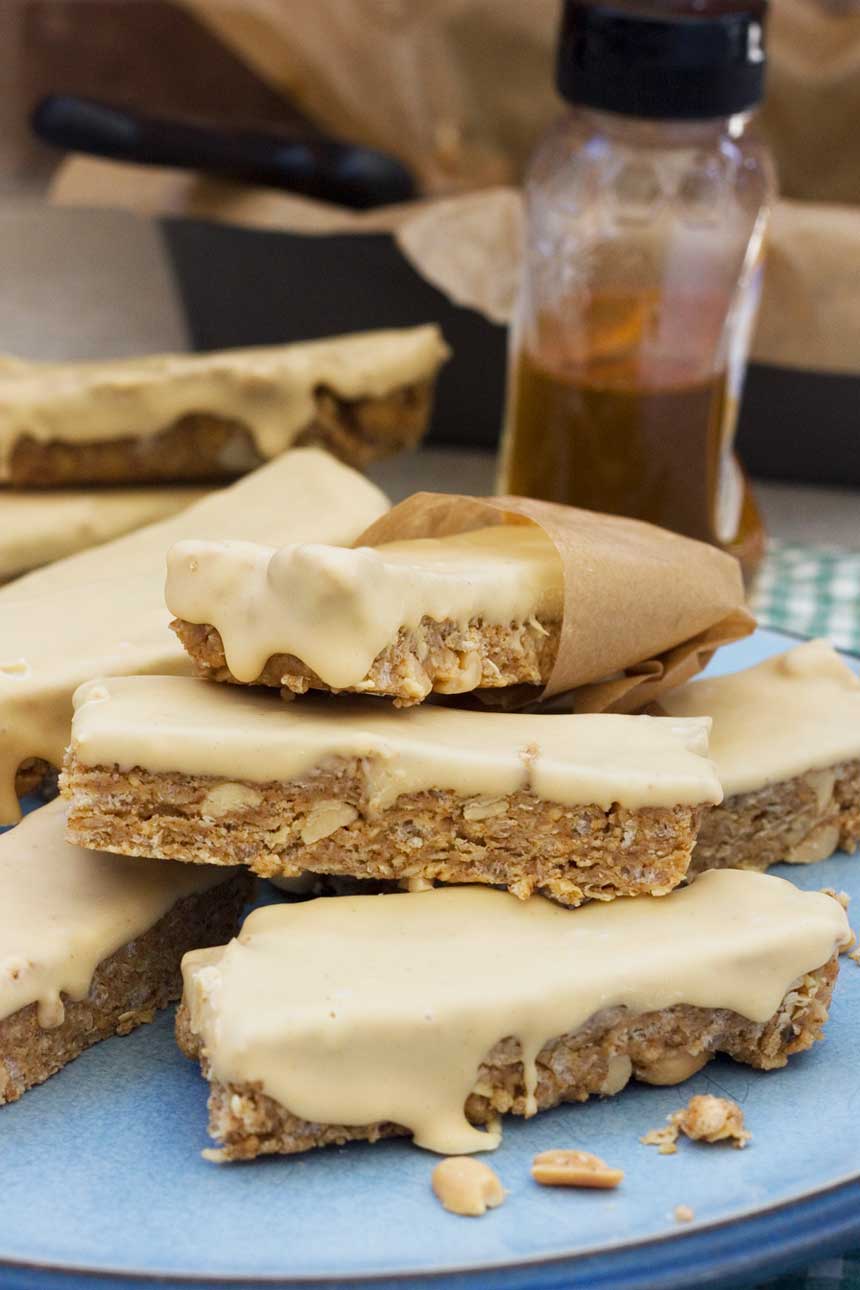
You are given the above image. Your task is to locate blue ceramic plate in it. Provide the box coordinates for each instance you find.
[2,628,859,1290]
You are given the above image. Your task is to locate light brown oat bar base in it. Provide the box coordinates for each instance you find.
[7,379,434,487]
[61,756,702,906]
[0,871,253,1106]
[14,758,58,803]
[175,955,838,1160]
[690,759,860,876]
[171,614,561,707]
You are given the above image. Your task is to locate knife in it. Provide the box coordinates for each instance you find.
[32,94,415,210]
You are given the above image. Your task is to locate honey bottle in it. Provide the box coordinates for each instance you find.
[498,0,776,582]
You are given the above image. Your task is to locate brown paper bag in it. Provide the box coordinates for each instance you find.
[164,0,860,380]
[180,0,860,206]
[765,0,860,205]
[357,492,755,712]
[179,0,558,194]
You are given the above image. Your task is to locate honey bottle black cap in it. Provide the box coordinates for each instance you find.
[557,2,768,120]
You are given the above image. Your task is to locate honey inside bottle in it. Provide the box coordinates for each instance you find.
[500,288,765,582]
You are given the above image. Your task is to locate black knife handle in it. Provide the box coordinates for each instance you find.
[32,94,415,210]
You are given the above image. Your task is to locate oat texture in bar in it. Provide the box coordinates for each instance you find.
[661,641,860,872]
[168,524,565,706]
[167,492,755,711]
[62,677,721,906]
[0,326,448,485]
[176,873,849,1160]
[0,799,252,1105]
[0,448,388,824]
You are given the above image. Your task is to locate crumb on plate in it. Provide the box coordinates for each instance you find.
[642,1094,751,1154]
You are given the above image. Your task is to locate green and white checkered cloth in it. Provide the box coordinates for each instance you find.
[751,541,860,657]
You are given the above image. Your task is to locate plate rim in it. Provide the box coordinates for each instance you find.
[3,1174,860,1290]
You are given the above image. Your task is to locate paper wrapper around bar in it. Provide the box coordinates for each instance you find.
[357,493,755,713]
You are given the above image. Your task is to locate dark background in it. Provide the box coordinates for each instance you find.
[164,218,860,485]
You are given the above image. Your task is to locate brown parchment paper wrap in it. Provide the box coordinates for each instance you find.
[356,492,755,713]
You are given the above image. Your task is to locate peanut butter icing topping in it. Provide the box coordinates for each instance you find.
[0,326,448,475]
[0,449,388,823]
[0,798,236,1028]
[182,873,850,1155]
[0,486,206,582]
[70,675,721,809]
[661,641,860,797]
[166,524,564,688]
